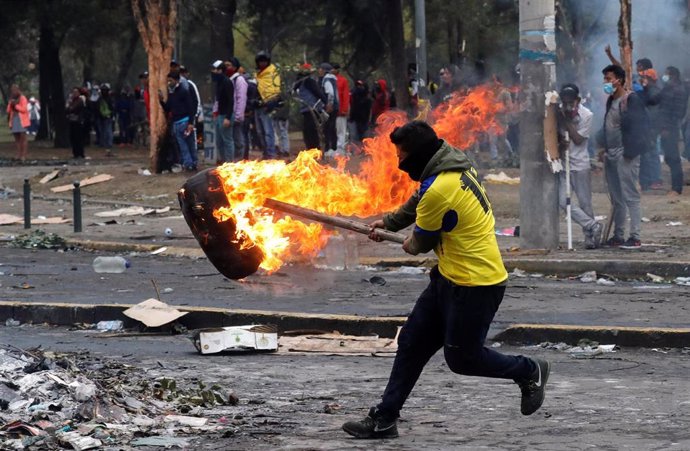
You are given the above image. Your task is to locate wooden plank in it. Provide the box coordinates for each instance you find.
[51,174,114,193]
[39,169,60,184]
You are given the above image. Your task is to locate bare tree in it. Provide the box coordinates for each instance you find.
[131,0,177,172]
[618,0,633,90]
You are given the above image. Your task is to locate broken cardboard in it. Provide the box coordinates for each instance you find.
[51,174,114,193]
[94,206,170,218]
[193,325,278,354]
[123,298,188,328]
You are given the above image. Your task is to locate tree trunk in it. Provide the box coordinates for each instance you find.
[618,0,633,90]
[37,21,69,147]
[387,0,408,111]
[132,0,178,172]
[318,9,335,63]
[82,48,95,85]
[210,0,236,59]
[115,24,140,91]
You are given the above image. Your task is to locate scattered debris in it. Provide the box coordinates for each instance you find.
[193,325,278,355]
[51,174,114,193]
[137,168,152,176]
[495,226,519,236]
[523,341,617,357]
[666,221,683,227]
[364,275,387,286]
[577,271,597,283]
[484,171,520,185]
[0,346,235,448]
[279,333,397,356]
[95,206,171,218]
[596,278,616,286]
[675,277,690,286]
[96,320,124,331]
[39,169,63,184]
[123,299,188,328]
[150,246,168,255]
[646,273,665,283]
[641,217,650,223]
[0,186,17,199]
[10,230,67,249]
[510,268,544,279]
[5,319,21,327]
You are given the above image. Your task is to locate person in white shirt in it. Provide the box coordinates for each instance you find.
[558,83,602,249]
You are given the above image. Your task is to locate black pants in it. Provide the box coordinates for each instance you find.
[69,121,85,158]
[324,113,337,151]
[302,112,320,149]
[377,267,535,420]
[661,126,683,194]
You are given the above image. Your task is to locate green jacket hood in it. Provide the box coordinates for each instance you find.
[418,140,473,181]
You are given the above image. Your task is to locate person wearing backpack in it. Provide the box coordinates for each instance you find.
[318,62,339,153]
[598,64,649,249]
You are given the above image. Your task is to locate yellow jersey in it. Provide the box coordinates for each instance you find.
[415,168,507,286]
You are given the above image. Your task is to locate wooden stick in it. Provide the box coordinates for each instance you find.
[264,198,406,244]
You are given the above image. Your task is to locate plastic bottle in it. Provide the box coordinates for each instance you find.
[92,256,130,273]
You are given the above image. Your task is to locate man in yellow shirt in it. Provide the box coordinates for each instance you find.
[343,121,551,439]
[254,51,282,159]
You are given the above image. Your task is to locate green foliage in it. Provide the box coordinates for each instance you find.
[11,229,67,250]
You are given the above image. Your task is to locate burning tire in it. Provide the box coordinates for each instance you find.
[178,168,264,279]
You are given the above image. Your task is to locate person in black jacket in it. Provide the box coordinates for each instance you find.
[293,63,326,150]
[159,71,198,171]
[66,87,86,159]
[211,60,235,164]
[641,66,687,195]
[349,80,372,145]
[599,64,649,249]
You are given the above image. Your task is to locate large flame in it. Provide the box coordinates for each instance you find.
[213,84,504,272]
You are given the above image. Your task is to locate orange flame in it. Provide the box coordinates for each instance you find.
[213,84,504,272]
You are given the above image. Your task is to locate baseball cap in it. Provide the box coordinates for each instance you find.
[211,60,223,69]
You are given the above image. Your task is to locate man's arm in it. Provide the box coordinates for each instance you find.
[402,231,439,255]
[382,190,420,232]
[604,44,622,66]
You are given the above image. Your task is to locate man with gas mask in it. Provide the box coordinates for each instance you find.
[342,121,551,439]
[558,84,601,249]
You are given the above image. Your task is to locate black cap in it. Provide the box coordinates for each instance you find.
[332,63,340,70]
[255,51,270,62]
[559,83,580,101]
[139,71,149,78]
[170,60,179,67]
[229,57,241,69]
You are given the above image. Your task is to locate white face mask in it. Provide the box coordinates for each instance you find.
[662,74,670,83]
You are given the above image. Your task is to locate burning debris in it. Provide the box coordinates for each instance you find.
[179,86,506,279]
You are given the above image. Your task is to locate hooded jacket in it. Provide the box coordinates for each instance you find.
[371,79,390,121]
[383,140,473,231]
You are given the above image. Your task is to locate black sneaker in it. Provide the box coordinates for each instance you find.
[342,407,398,439]
[588,222,603,249]
[516,358,550,416]
[619,238,641,249]
[603,236,624,247]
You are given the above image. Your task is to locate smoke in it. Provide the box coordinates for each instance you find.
[562,0,690,120]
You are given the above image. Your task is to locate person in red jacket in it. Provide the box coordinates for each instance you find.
[6,84,30,161]
[332,64,350,154]
[371,79,390,127]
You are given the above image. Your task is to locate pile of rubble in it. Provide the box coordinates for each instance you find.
[0,346,238,449]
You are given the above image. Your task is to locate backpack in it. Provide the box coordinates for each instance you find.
[99,98,112,119]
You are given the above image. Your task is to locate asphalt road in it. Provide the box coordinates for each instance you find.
[1,247,689,330]
[2,324,689,450]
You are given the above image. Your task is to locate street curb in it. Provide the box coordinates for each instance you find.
[0,301,406,338]
[493,323,690,348]
[502,258,690,279]
[65,240,690,278]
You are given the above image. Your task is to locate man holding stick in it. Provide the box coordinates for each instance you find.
[342,121,550,439]
[557,83,601,249]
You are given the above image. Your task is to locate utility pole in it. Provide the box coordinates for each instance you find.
[414,0,427,86]
[518,0,559,249]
